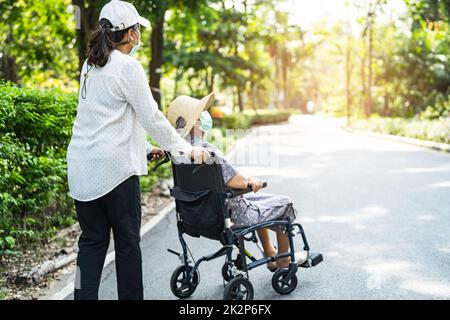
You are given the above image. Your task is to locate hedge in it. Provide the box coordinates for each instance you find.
[351,116,450,144]
[0,83,78,255]
[213,109,295,129]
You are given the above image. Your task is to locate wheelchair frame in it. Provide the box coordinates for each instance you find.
[153,152,322,300]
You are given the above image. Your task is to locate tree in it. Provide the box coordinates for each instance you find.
[134,0,207,109]
[71,0,108,74]
[163,0,272,111]
[0,0,78,87]
[355,0,387,116]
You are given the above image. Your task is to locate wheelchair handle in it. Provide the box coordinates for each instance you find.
[191,151,216,165]
[226,181,267,198]
[147,150,171,162]
[191,151,216,174]
[150,149,216,173]
[148,151,171,171]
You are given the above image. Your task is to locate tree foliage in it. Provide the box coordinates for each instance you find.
[0,0,78,88]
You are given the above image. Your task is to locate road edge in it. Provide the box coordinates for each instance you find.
[343,126,450,154]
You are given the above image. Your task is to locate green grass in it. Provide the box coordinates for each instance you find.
[351,116,450,144]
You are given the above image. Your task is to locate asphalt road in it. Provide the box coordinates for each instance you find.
[66,115,450,300]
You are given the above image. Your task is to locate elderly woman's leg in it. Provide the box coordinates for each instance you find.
[256,228,277,270]
[276,230,308,269]
[276,231,291,269]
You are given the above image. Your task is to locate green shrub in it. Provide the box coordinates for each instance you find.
[0,83,77,253]
[214,113,252,129]
[0,84,78,154]
[351,116,450,144]
[245,109,294,125]
[420,93,450,120]
[214,109,295,129]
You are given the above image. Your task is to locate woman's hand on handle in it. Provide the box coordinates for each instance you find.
[190,147,211,164]
[147,147,165,162]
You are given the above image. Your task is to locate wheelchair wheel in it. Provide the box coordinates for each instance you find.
[170,265,199,299]
[222,254,244,282]
[222,263,232,282]
[272,269,298,295]
[223,276,254,300]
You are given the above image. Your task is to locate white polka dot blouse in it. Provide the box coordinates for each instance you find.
[67,50,192,201]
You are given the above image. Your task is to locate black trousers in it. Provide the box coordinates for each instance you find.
[73,175,143,300]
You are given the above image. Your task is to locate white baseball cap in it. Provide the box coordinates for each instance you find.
[99,0,150,31]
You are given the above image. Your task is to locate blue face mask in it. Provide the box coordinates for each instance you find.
[128,30,141,56]
[129,42,141,56]
[199,111,213,132]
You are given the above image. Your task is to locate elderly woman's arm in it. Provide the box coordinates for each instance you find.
[226,173,264,193]
[204,142,264,193]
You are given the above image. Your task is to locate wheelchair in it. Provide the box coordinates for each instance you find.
[151,152,323,300]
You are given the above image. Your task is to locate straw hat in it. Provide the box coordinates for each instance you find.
[167,93,215,137]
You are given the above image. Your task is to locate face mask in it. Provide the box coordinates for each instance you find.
[128,30,141,56]
[199,111,213,132]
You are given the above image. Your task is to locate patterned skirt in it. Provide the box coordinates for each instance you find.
[226,192,297,232]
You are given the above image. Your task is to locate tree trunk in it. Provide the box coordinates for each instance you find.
[149,12,166,110]
[275,54,281,109]
[233,35,244,111]
[383,93,390,116]
[73,0,99,75]
[174,67,180,97]
[367,25,373,116]
[361,39,367,117]
[251,82,257,111]
[209,67,215,93]
[237,86,244,112]
[2,55,19,83]
[2,29,19,82]
[282,48,288,109]
[345,34,352,126]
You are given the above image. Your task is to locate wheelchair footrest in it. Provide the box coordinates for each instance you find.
[300,252,323,268]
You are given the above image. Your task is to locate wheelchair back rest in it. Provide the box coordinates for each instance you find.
[170,162,227,241]
[171,162,225,192]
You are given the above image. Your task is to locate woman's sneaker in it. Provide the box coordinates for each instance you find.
[295,251,309,266]
[277,251,309,269]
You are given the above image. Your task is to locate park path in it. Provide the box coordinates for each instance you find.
[67,115,450,299]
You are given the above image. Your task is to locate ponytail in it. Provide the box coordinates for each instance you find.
[87,19,116,67]
[87,18,136,67]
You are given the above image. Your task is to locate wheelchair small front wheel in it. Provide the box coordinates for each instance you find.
[222,263,232,282]
[222,254,244,282]
[170,265,199,299]
[223,276,254,300]
[272,269,298,295]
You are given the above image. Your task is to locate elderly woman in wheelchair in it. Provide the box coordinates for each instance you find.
[155,93,322,300]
